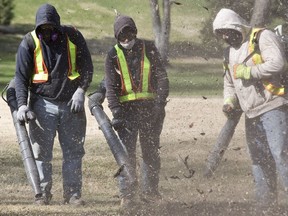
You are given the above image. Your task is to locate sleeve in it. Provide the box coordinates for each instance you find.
[146,41,169,104]
[223,72,238,104]
[250,29,287,79]
[223,48,237,105]
[105,49,123,111]
[68,26,93,91]
[15,34,34,107]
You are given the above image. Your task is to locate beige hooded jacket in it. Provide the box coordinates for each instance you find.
[213,8,288,118]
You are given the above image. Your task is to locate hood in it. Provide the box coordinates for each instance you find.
[114,15,137,40]
[35,4,61,35]
[213,8,251,41]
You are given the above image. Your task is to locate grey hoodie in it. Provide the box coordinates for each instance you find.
[213,8,288,118]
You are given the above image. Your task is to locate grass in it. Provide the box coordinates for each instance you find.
[167,58,223,97]
[0,3,224,213]
[0,0,223,96]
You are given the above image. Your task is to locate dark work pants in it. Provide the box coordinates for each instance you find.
[116,102,165,198]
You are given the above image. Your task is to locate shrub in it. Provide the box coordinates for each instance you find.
[0,0,14,25]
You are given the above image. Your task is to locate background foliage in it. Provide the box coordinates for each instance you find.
[200,0,288,56]
[0,0,14,25]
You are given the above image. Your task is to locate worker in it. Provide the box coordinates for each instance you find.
[104,14,169,211]
[15,3,93,205]
[213,8,288,214]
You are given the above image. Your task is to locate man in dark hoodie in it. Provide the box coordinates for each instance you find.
[15,4,93,205]
[104,15,169,210]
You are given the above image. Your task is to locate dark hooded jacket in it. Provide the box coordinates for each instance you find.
[105,15,169,111]
[15,3,93,107]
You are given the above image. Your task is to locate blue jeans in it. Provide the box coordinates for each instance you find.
[245,106,288,206]
[29,96,86,199]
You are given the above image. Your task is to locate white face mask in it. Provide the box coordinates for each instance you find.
[120,39,135,49]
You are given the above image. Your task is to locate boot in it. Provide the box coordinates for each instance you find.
[63,195,85,206]
[140,191,164,206]
[34,193,52,205]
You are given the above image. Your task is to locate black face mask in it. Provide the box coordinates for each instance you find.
[216,29,243,48]
[38,25,58,43]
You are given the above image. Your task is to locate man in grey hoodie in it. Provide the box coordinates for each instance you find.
[15,4,93,205]
[213,8,288,213]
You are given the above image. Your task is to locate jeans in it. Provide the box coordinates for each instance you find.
[246,106,288,206]
[29,96,86,199]
[116,102,165,198]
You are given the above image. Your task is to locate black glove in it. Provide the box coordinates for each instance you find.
[223,97,242,119]
[222,104,241,119]
[153,102,166,120]
[111,107,126,131]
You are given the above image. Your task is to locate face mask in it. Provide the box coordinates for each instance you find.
[120,39,135,49]
[38,25,58,43]
[216,29,243,48]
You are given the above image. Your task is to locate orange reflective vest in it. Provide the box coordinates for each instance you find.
[114,43,156,103]
[30,30,80,83]
[248,28,285,95]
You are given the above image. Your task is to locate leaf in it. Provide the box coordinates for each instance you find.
[113,164,124,178]
[171,1,182,5]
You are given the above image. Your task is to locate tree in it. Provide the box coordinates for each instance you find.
[150,0,181,65]
[150,0,171,65]
[250,0,270,27]
[200,0,288,58]
[0,0,14,25]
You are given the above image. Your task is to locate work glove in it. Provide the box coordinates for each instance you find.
[68,87,85,113]
[17,105,36,123]
[222,97,239,119]
[111,107,126,131]
[233,64,251,80]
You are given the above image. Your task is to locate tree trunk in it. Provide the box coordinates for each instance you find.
[150,0,171,65]
[160,0,171,64]
[250,0,271,27]
[150,0,161,47]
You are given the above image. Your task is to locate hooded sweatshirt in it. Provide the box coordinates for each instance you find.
[105,15,169,111]
[15,3,93,107]
[213,8,288,118]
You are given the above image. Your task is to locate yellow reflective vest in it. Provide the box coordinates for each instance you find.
[30,30,80,83]
[114,43,156,103]
[249,28,285,95]
[222,28,285,95]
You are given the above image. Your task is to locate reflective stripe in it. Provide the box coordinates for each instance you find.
[249,28,264,64]
[30,30,80,83]
[67,37,80,80]
[263,81,285,95]
[114,43,155,103]
[120,92,156,102]
[31,31,48,83]
[249,28,285,95]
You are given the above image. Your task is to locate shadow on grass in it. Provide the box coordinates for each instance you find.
[114,200,288,216]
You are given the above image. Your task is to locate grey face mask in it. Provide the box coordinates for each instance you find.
[120,39,135,49]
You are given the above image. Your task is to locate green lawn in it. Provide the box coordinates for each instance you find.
[0,0,223,96]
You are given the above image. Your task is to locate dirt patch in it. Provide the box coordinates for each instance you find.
[1,96,288,215]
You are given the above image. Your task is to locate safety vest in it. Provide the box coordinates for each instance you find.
[222,28,285,95]
[249,28,285,95]
[30,30,80,83]
[114,43,156,103]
